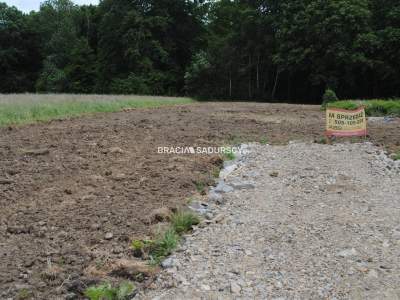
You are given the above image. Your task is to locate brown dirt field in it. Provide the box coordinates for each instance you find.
[0,102,399,299]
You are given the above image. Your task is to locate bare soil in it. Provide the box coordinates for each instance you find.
[0,102,399,299]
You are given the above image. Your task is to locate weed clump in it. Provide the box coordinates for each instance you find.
[148,228,179,264]
[260,137,268,145]
[194,181,206,194]
[130,211,200,264]
[171,210,200,234]
[84,282,135,300]
[393,151,400,161]
[223,151,236,161]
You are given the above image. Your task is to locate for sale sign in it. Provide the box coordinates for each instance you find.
[326,106,367,137]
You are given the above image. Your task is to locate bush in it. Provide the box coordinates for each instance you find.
[327,100,400,117]
[321,88,339,108]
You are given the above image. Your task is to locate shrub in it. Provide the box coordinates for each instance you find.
[321,88,339,108]
[327,100,400,117]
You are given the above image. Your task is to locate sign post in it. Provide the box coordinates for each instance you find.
[326,106,367,138]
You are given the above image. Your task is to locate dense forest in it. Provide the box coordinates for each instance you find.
[0,0,399,103]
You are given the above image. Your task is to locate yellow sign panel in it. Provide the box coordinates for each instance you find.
[326,107,367,137]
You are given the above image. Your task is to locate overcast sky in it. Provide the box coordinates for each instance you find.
[4,0,99,12]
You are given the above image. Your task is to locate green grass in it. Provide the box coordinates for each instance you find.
[84,282,135,300]
[223,151,236,161]
[315,137,328,144]
[393,151,400,161]
[259,137,268,145]
[16,289,32,300]
[149,228,180,264]
[211,167,220,178]
[171,210,200,234]
[132,211,200,264]
[327,99,400,117]
[0,94,194,127]
[194,181,206,194]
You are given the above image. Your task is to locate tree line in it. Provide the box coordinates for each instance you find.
[1,0,399,103]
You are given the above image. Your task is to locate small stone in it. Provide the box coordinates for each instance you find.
[213,214,225,223]
[205,212,214,220]
[112,173,126,181]
[65,293,78,300]
[209,191,226,205]
[213,180,234,194]
[337,248,357,257]
[104,232,113,240]
[245,249,253,256]
[231,181,255,190]
[109,147,124,154]
[230,282,241,294]
[22,148,50,156]
[161,258,175,269]
[367,269,379,279]
[220,164,237,178]
[91,223,101,230]
[188,202,209,214]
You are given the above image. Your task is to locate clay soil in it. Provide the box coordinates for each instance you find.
[1,102,399,299]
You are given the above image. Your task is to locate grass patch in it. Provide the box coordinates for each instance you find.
[84,282,135,300]
[194,181,206,194]
[315,137,328,144]
[149,228,179,264]
[223,151,236,161]
[259,137,268,145]
[393,151,400,161]
[131,211,200,264]
[171,210,200,234]
[327,99,400,117]
[16,289,32,300]
[226,134,243,145]
[211,167,220,178]
[0,94,194,127]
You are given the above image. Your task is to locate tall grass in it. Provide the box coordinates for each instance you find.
[0,94,194,127]
[327,99,400,117]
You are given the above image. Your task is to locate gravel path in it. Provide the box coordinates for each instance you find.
[139,142,400,299]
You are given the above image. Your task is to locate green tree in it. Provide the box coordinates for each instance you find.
[0,3,41,92]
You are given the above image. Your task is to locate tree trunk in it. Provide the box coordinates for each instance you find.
[248,55,252,99]
[271,67,280,101]
[229,70,232,98]
[256,53,260,96]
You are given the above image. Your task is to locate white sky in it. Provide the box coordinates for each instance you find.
[3,0,99,12]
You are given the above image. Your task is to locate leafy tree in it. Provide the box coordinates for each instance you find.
[0,0,399,102]
[0,3,41,92]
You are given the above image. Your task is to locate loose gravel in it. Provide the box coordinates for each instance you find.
[138,142,400,299]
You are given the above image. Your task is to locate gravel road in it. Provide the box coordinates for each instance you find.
[138,142,400,300]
